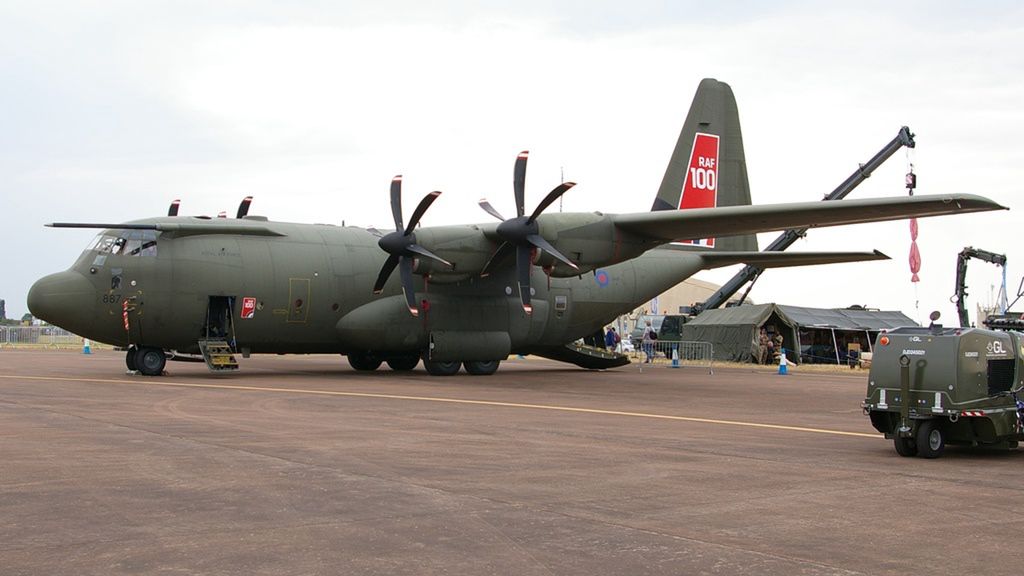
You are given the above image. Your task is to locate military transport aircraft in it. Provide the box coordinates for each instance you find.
[27,79,1006,377]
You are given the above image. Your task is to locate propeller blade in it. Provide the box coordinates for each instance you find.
[514,151,528,218]
[407,244,453,268]
[526,234,579,270]
[516,245,533,314]
[404,191,441,236]
[168,200,181,217]
[236,196,253,218]
[399,256,419,316]
[373,254,400,293]
[390,176,404,232]
[478,199,505,222]
[528,182,576,223]
[480,241,512,277]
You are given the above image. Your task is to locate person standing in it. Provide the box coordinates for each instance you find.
[642,320,656,363]
[605,327,618,351]
[758,328,769,365]
[773,331,784,363]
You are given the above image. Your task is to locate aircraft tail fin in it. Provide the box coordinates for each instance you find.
[651,78,756,252]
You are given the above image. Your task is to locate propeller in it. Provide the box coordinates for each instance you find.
[236,196,253,218]
[478,151,578,314]
[167,197,252,219]
[373,175,451,316]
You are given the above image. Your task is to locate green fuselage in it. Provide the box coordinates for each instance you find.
[33,218,703,357]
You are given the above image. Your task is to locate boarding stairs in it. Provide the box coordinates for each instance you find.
[198,339,239,371]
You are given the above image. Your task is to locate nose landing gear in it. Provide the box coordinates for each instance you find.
[126,346,166,376]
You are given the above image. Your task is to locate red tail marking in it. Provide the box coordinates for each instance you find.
[677,132,720,247]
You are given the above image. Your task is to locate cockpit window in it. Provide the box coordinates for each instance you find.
[91,230,159,257]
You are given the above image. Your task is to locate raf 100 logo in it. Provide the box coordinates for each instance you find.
[987,340,1007,355]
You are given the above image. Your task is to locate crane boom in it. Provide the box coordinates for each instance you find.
[953,246,1007,328]
[693,126,916,314]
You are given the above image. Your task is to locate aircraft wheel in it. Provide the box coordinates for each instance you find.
[916,420,946,459]
[893,435,918,457]
[136,347,166,376]
[347,352,382,371]
[463,360,500,376]
[423,359,461,376]
[386,356,419,371]
[125,345,138,371]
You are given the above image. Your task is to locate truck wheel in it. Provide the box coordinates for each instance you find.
[916,420,946,458]
[894,435,918,457]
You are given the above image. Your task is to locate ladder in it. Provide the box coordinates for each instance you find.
[198,339,239,371]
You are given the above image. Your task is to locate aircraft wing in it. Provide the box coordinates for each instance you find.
[47,222,286,237]
[676,249,889,269]
[612,194,1005,242]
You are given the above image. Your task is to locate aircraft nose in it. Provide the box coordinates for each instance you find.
[27,271,96,327]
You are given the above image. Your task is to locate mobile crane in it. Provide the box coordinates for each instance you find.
[952,247,1007,328]
[692,126,916,314]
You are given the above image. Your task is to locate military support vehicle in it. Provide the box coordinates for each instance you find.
[863,319,1024,458]
[628,314,688,347]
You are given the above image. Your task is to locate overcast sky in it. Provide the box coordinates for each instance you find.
[2,2,1023,325]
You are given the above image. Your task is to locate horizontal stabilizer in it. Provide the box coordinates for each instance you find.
[680,249,889,269]
[614,194,1005,243]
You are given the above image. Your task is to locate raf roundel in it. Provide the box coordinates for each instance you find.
[595,269,610,288]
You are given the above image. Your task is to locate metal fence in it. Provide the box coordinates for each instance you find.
[628,339,714,374]
[0,326,85,349]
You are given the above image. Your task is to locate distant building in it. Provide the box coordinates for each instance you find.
[633,277,754,316]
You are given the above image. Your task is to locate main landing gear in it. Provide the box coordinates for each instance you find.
[346,352,420,372]
[421,359,502,376]
[126,345,167,376]
[346,352,500,376]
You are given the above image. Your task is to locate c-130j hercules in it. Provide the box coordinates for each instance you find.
[28,79,1005,376]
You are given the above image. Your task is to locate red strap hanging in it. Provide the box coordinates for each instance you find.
[907,164,919,282]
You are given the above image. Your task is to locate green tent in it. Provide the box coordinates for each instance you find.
[681,303,917,364]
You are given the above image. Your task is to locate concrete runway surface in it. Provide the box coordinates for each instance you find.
[2,349,1023,575]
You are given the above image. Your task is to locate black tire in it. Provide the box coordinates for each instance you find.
[386,356,420,371]
[894,435,918,457]
[463,360,500,375]
[423,359,461,376]
[347,352,382,371]
[136,347,166,376]
[125,345,138,371]
[916,420,946,459]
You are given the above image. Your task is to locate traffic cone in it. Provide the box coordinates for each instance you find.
[777,348,787,375]
[671,347,680,368]
[82,338,92,355]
